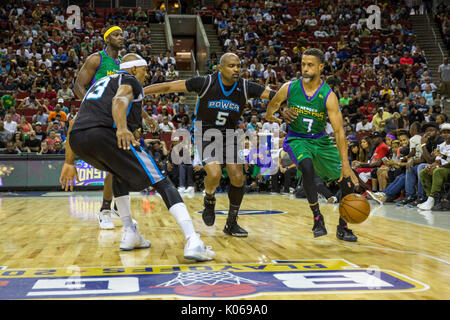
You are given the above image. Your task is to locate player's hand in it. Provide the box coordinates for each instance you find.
[339,165,359,189]
[281,108,298,124]
[59,163,79,192]
[116,128,139,150]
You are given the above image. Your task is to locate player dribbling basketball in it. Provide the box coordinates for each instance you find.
[265,48,360,242]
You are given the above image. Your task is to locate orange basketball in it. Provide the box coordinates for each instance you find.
[339,194,371,224]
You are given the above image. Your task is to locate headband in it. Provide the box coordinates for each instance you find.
[104,26,122,41]
[120,59,147,70]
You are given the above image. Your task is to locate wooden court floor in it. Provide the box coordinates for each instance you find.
[0,192,448,300]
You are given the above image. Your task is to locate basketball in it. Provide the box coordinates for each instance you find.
[339,194,371,224]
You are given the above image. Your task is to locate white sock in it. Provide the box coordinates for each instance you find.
[169,202,197,240]
[115,195,134,229]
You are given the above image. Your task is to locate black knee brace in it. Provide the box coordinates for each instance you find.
[153,178,183,209]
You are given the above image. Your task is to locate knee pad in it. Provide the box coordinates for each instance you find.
[153,178,183,209]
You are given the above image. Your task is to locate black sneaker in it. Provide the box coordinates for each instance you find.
[336,225,358,242]
[202,196,216,226]
[411,197,427,206]
[312,215,327,238]
[223,222,248,237]
[399,196,416,205]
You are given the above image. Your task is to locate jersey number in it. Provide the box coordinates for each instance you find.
[303,118,314,132]
[215,111,229,126]
[85,77,111,100]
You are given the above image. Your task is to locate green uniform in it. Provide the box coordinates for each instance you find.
[283,78,342,183]
[90,49,121,88]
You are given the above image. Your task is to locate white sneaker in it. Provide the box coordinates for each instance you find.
[185,186,195,193]
[418,197,435,210]
[98,210,115,229]
[178,187,186,193]
[120,226,151,251]
[366,190,383,205]
[184,234,216,262]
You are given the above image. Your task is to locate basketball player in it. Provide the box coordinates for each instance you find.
[60,54,215,261]
[144,53,275,237]
[74,26,157,229]
[265,48,360,242]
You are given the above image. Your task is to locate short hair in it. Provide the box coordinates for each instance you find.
[303,48,325,64]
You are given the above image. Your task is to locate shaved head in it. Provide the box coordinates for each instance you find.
[219,52,240,66]
[121,53,144,63]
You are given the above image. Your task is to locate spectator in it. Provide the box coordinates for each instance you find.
[0,120,12,148]
[23,130,41,153]
[403,122,444,206]
[3,113,17,134]
[52,140,65,155]
[418,123,450,210]
[44,130,62,151]
[57,82,75,101]
[355,116,373,134]
[165,64,179,81]
[33,122,47,141]
[399,51,414,65]
[0,141,19,154]
[372,107,392,132]
[32,107,49,124]
[18,115,32,134]
[158,116,175,133]
[1,92,16,111]
[38,140,53,155]
[48,104,68,123]
[438,57,450,98]
[11,132,24,153]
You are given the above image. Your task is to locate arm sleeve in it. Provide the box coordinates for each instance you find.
[247,81,267,99]
[121,74,143,99]
[185,76,208,94]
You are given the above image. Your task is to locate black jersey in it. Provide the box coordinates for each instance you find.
[185,72,266,131]
[72,70,144,133]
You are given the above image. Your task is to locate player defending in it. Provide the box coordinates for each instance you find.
[73,26,157,229]
[265,48,360,242]
[60,54,215,261]
[144,53,275,237]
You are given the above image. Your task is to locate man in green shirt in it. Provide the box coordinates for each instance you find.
[265,48,361,242]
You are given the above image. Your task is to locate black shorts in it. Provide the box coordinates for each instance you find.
[193,130,246,166]
[70,127,165,191]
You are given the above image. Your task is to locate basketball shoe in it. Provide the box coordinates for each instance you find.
[98,210,115,230]
[184,234,216,262]
[119,224,151,251]
[312,214,327,237]
[202,195,216,226]
[223,211,248,237]
[336,225,357,242]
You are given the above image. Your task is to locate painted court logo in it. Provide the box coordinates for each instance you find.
[0,260,428,299]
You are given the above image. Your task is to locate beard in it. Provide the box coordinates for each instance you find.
[302,74,316,83]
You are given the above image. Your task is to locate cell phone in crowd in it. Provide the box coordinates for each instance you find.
[382,157,388,163]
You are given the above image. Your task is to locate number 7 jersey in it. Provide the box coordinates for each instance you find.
[286,78,332,136]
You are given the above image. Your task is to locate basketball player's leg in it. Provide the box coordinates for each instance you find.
[71,127,215,260]
[283,137,327,237]
[98,172,116,230]
[201,161,222,226]
[223,163,248,237]
[314,139,357,242]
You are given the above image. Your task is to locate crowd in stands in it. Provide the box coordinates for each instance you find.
[0,0,450,210]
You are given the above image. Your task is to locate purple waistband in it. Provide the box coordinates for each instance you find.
[286,130,326,139]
